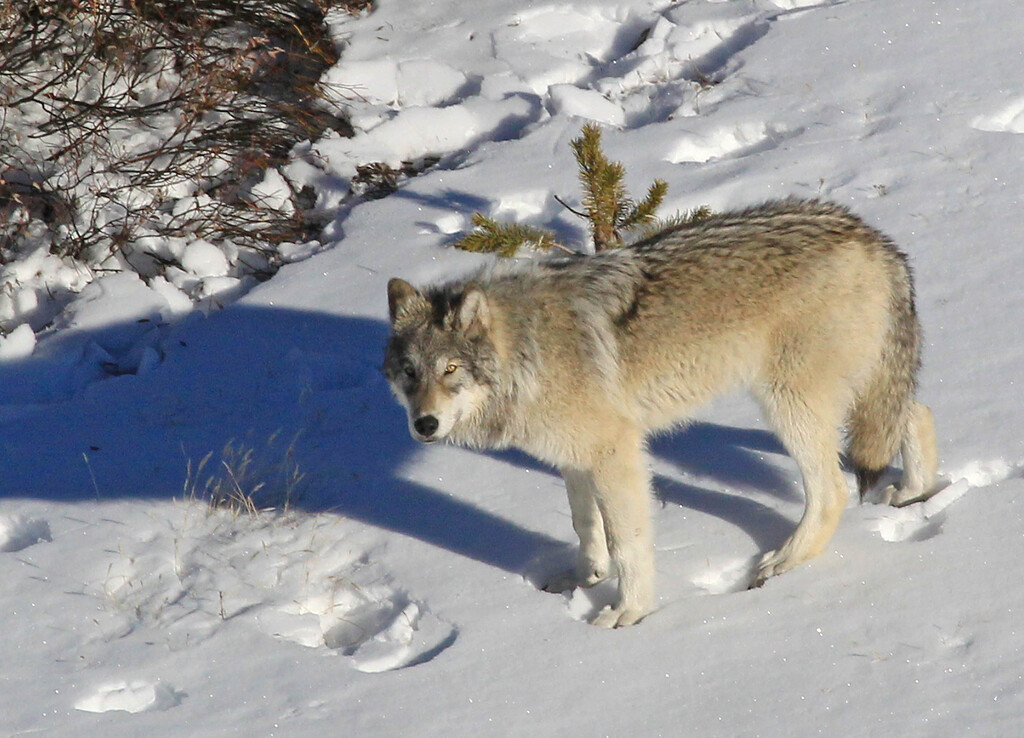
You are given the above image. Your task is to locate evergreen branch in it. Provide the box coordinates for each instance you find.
[454,212,562,258]
[620,179,668,230]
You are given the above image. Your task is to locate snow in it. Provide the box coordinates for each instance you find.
[3,0,1024,735]
[181,240,232,279]
[0,323,36,361]
[248,169,296,216]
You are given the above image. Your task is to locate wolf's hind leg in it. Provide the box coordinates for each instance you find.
[754,391,849,587]
[885,401,939,507]
[542,469,612,593]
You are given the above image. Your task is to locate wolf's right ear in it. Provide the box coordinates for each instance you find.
[457,284,491,338]
[387,278,425,326]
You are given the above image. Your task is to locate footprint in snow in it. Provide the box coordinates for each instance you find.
[563,555,756,618]
[665,121,794,164]
[565,579,620,623]
[971,97,1024,134]
[260,587,457,673]
[327,599,457,674]
[866,477,971,543]
[867,459,1023,543]
[75,680,184,714]
[691,557,759,595]
[0,514,51,552]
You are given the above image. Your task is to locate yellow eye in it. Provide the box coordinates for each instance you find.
[444,362,458,375]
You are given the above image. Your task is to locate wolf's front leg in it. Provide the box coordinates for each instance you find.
[543,469,612,593]
[587,431,656,628]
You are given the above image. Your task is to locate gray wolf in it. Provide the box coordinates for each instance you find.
[383,198,938,628]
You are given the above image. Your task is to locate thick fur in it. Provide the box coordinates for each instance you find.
[383,198,938,627]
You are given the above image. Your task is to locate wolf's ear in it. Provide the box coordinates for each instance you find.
[387,278,425,326]
[458,284,491,338]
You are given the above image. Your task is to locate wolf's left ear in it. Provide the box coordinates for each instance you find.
[458,284,491,338]
[387,278,425,326]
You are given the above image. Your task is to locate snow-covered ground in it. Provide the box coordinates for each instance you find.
[3,0,1024,735]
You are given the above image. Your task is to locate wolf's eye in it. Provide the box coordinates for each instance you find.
[402,362,416,378]
[444,362,458,375]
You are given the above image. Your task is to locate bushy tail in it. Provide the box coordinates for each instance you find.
[848,258,936,501]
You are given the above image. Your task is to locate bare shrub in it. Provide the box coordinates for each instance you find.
[0,0,351,287]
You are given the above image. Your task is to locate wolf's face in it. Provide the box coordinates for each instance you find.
[383,278,496,444]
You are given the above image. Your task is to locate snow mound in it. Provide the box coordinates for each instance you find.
[0,515,51,552]
[0,324,36,361]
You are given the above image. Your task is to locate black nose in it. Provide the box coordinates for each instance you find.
[414,415,439,438]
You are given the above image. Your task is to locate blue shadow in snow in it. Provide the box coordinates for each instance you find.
[0,303,803,575]
[0,306,564,575]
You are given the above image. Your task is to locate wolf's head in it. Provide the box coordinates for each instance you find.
[382,277,497,444]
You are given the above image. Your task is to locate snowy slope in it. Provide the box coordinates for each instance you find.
[3,0,1024,736]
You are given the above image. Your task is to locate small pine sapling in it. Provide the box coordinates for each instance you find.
[452,123,709,257]
[569,123,668,251]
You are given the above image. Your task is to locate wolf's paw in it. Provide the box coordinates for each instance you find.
[590,603,650,629]
[750,548,799,588]
[578,563,610,588]
[881,482,941,508]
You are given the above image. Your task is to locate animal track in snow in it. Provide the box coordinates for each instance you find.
[971,97,1024,134]
[766,0,837,9]
[261,579,457,674]
[869,506,945,544]
[952,458,1024,488]
[867,459,1022,543]
[494,190,557,222]
[594,2,772,123]
[868,454,1019,540]
[75,679,184,714]
[500,6,644,67]
[490,6,641,94]
[91,505,457,673]
[867,477,971,543]
[691,557,758,595]
[0,514,51,552]
[565,580,620,623]
[335,601,456,674]
[666,121,791,163]
[433,212,466,236]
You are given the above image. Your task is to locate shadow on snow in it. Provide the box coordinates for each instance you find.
[0,303,798,575]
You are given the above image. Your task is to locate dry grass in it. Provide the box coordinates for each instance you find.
[183,433,307,517]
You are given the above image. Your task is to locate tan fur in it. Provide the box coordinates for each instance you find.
[383,199,939,627]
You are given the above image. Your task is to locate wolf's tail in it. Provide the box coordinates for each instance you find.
[847,254,937,502]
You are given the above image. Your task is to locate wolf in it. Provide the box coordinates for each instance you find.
[383,198,938,628]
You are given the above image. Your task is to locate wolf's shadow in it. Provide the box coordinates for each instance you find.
[0,306,798,575]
